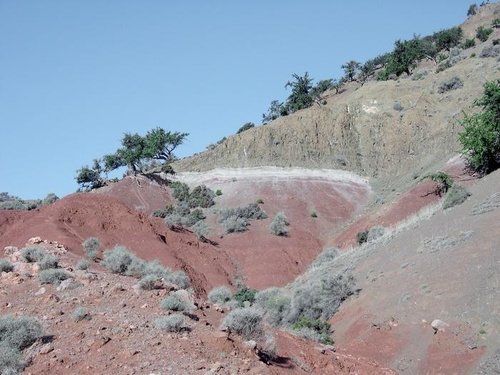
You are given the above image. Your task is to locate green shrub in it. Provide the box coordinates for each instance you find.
[422,171,454,196]
[462,38,476,49]
[137,275,159,290]
[215,189,222,196]
[219,203,268,222]
[270,212,289,236]
[237,122,255,134]
[310,210,318,218]
[20,247,46,263]
[152,208,169,218]
[367,226,385,242]
[191,220,210,241]
[72,307,90,322]
[0,259,14,273]
[42,193,59,206]
[76,259,90,271]
[256,198,264,204]
[476,26,493,42]
[82,237,100,260]
[356,230,369,245]
[154,315,187,332]
[141,260,171,279]
[459,80,500,173]
[208,286,233,305]
[188,185,215,208]
[438,76,463,93]
[38,269,71,285]
[292,318,333,344]
[166,270,190,289]
[221,307,263,340]
[467,4,477,16]
[443,185,471,209]
[234,287,257,306]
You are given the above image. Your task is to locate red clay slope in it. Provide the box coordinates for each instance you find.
[0,193,234,295]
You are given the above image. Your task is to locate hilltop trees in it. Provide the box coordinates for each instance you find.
[76,127,188,191]
[341,60,361,82]
[459,79,500,174]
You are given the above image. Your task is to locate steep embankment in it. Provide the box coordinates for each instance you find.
[329,169,500,374]
[174,4,499,195]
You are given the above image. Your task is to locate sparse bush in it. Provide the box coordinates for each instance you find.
[222,216,249,233]
[208,286,233,305]
[462,38,476,49]
[237,122,255,134]
[154,315,187,332]
[101,246,138,274]
[141,260,171,279]
[76,259,89,271]
[411,70,429,80]
[160,293,189,311]
[234,287,257,306]
[72,307,90,322]
[367,226,385,242]
[82,237,100,260]
[152,208,170,218]
[310,210,318,218]
[254,288,291,327]
[422,171,454,196]
[493,39,500,46]
[309,248,338,270]
[292,318,333,344]
[42,193,59,206]
[0,315,42,350]
[493,18,500,28]
[443,184,471,209]
[356,230,369,245]
[170,181,190,202]
[479,44,500,58]
[438,76,463,93]
[222,307,263,340]
[166,270,190,289]
[38,269,71,285]
[393,102,404,111]
[467,3,478,16]
[137,274,159,290]
[20,247,46,263]
[215,189,222,196]
[188,185,215,208]
[191,220,210,241]
[476,26,493,42]
[287,272,356,323]
[270,212,289,236]
[37,254,59,270]
[219,203,268,222]
[256,198,264,204]
[0,259,14,273]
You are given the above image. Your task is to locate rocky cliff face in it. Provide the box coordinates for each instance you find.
[174,5,499,186]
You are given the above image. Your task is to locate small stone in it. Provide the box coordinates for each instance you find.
[40,344,54,354]
[35,287,46,296]
[431,319,449,333]
[243,340,257,349]
[27,237,43,245]
[56,279,83,291]
[3,246,18,256]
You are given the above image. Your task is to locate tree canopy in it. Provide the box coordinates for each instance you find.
[76,128,188,191]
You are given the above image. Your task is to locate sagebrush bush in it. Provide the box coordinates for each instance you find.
[76,259,90,271]
[137,274,159,290]
[38,269,71,285]
[20,247,46,263]
[0,344,25,374]
[0,259,14,273]
[166,270,190,289]
[141,260,171,279]
[222,307,263,339]
[309,248,338,270]
[154,315,187,332]
[462,38,476,49]
[101,246,138,274]
[188,185,215,208]
[37,254,59,270]
[479,44,500,58]
[438,76,463,93]
[191,220,210,241]
[270,212,289,236]
[443,184,471,209]
[0,315,42,350]
[287,272,355,323]
[254,288,291,327]
[72,307,90,322]
[222,216,249,233]
[367,226,385,242]
[82,237,100,260]
[160,293,192,312]
[476,26,493,42]
[208,286,233,305]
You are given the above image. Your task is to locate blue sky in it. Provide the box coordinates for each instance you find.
[0,1,476,198]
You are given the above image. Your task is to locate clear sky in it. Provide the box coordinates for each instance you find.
[0,0,476,198]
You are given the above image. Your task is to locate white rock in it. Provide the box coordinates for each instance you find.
[431,319,449,332]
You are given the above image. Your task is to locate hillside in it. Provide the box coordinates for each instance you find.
[174,3,500,195]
